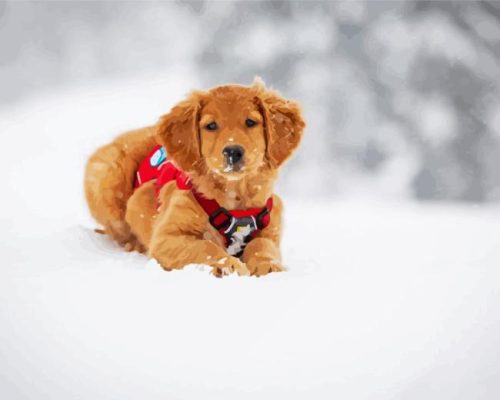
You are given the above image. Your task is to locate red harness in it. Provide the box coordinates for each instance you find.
[134,145,273,256]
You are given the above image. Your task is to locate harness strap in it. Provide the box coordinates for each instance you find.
[192,190,273,232]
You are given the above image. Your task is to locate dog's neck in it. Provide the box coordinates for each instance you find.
[190,165,277,210]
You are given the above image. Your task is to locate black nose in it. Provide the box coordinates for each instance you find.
[223,145,245,166]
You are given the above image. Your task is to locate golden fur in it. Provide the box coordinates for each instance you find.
[84,80,305,276]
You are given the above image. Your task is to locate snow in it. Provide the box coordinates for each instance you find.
[1,78,500,399]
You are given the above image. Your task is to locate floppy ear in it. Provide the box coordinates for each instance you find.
[254,82,306,168]
[156,93,202,172]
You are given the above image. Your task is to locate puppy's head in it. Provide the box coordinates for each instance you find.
[156,79,305,179]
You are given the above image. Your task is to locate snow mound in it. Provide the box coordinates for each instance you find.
[1,77,500,399]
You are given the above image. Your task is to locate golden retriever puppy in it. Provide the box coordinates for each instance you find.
[84,80,305,276]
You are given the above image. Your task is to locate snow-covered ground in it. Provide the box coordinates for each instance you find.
[1,77,500,399]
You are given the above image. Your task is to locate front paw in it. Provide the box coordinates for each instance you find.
[246,258,285,276]
[210,256,250,278]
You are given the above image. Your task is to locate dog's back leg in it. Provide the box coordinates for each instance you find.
[84,127,157,250]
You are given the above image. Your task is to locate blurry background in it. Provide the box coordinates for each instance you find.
[1,0,500,202]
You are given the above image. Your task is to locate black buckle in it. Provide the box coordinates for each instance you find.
[209,207,232,230]
[225,216,258,257]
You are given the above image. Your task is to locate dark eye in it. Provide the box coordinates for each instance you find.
[245,118,257,128]
[205,122,218,131]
